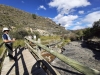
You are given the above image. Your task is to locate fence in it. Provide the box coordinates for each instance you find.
[0,42,6,61]
[25,37,100,75]
[0,42,6,73]
[25,38,61,75]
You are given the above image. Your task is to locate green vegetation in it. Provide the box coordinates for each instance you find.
[0,4,68,37]
[0,47,4,56]
[58,36,71,48]
[40,35,60,41]
[0,39,4,56]
[40,35,71,48]
[40,35,61,44]
[0,39,5,75]
[33,31,40,40]
[83,19,100,40]
[13,39,25,48]
[0,39,25,55]
[61,38,70,46]
[69,19,100,41]
[32,14,36,19]
[12,30,28,39]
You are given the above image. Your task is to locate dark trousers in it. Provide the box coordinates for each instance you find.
[5,43,15,60]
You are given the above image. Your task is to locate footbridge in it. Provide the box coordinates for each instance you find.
[0,37,100,75]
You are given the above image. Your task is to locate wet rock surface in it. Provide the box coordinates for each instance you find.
[51,41,100,75]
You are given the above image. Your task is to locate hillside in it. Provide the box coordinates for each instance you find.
[0,4,69,37]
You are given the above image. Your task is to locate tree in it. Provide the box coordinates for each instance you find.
[12,30,28,39]
[32,14,36,19]
[58,23,61,26]
[92,19,100,37]
[83,19,100,39]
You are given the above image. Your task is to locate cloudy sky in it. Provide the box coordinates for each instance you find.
[0,0,100,30]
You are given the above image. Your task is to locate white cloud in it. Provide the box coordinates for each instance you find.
[92,7,100,11]
[38,5,46,10]
[76,22,81,25]
[48,0,91,30]
[53,14,78,27]
[48,0,90,14]
[71,11,100,30]
[78,10,84,14]
[72,25,85,30]
[83,11,100,27]
[21,1,24,3]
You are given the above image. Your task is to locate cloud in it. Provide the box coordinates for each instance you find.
[71,11,100,30]
[92,7,100,11]
[76,22,81,25]
[48,0,91,30]
[83,11,100,27]
[87,7,100,14]
[72,25,85,30]
[53,14,78,28]
[78,10,84,14]
[48,0,90,14]
[21,1,24,3]
[38,5,46,10]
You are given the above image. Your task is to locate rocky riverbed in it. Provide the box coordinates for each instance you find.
[51,41,100,75]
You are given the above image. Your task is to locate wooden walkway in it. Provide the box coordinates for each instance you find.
[1,47,46,75]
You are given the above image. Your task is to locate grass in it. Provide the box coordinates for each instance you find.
[40,35,61,45]
[57,38,71,48]
[0,47,4,56]
[13,39,25,48]
[40,35,60,41]
[0,39,4,56]
[0,39,5,74]
[0,39,25,56]
[40,36,71,63]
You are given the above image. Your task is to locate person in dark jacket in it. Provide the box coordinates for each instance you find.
[2,27,16,61]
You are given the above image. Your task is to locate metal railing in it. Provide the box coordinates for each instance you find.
[25,37,100,75]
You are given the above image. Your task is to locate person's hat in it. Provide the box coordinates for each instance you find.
[2,27,10,32]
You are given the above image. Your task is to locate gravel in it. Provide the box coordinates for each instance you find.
[51,41,100,75]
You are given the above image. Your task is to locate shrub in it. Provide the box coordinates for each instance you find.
[32,14,36,19]
[33,31,40,40]
[12,30,28,39]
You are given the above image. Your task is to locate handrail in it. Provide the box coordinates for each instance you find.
[24,40,61,75]
[0,49,6,60]
[0,42,6,61]
[25,37,100,75]
[0,42,4,48]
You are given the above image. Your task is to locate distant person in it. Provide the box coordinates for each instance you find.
[2,27,16,61]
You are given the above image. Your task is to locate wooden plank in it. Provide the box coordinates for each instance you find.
[1,47,46,75]
[25,41,61,75]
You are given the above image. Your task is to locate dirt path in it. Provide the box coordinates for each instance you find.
[51,41,100,75]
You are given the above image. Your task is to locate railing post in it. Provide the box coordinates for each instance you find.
[33,35,36,41]
[37,38,41,56]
